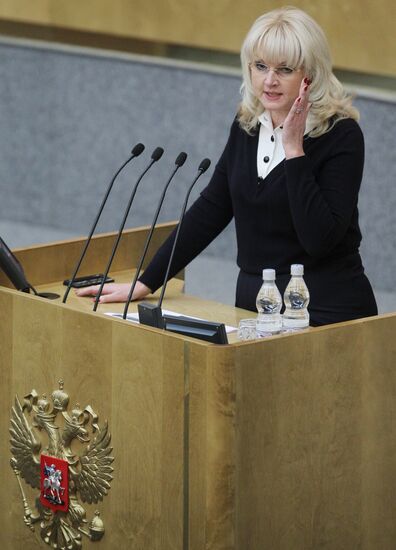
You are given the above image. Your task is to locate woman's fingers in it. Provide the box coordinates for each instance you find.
[75,284,102,296]
[75,281,151,304]
[75,283,126,299]
[282,78,312,158]
[292,97,305,116]
[96,288,129,303]
[290,77,311,115]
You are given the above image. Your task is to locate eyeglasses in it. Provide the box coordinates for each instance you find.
[249,61,298,78]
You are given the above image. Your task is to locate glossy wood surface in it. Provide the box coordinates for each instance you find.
[234,314,396,548]
[0,222,181,287]
[0,285,187,549]
[1,231,396,549]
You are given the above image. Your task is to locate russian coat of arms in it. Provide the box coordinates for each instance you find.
[9,380,114,549]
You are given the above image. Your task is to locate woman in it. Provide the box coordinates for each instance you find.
[78,6,377,326]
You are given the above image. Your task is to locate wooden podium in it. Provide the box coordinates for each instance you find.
[1,223,396,550]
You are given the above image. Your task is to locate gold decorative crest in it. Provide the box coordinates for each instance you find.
[9,380,114,549]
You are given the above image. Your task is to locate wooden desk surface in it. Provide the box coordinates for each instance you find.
[35,268,255,344]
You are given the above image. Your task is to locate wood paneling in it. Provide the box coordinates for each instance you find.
[0,0,395,76]
[0,222,180,288]
[234,315,396,549]
[2,232,396,549]
[0,287,188,549]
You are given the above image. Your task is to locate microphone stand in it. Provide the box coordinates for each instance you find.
[62,143,145,303]
[122,152,187,320]
[138,158,211,328]
[93,147,164,311]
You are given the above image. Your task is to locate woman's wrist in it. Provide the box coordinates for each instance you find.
[133,281,151,300]
[284,149,305,159]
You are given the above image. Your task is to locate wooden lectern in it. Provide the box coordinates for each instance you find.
[1,223,396,550]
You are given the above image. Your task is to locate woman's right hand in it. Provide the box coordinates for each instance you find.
[282,77,311,159]
[75,281,151,304]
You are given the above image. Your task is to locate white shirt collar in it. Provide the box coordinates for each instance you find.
[258,110,315,135]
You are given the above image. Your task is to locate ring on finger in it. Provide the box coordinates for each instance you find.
[295,108,303,114]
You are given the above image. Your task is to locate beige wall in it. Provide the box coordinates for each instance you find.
[0,0,395,77]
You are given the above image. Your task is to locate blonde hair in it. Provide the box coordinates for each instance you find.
[238,6,358,137]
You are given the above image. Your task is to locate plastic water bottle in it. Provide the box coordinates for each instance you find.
[283,264,310,330]
[256,269,282,336]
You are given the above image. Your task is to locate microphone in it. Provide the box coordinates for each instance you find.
[62,143,145,303]
[93,146,164,311]
[122,151,188,319]
[138,158,211,328]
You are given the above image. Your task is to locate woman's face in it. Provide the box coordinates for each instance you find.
[250,59,304,125]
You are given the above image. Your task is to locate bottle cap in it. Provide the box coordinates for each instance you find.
[262,268,276,281]
[291,264,304,276]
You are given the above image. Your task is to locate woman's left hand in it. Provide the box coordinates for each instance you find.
[282,77,311,159]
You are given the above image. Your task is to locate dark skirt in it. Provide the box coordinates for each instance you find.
[235,261,378,327]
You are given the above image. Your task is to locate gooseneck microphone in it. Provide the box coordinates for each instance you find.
[93,146,164,311]
[138,158,211,328]
[62,143,145,303]
[122,151,188,320]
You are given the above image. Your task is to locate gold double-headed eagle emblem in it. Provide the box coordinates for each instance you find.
[9,380,114,549]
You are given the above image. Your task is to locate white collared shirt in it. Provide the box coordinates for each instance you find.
[257,111,314,181]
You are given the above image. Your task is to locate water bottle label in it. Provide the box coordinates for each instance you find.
[287,291,309,309]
